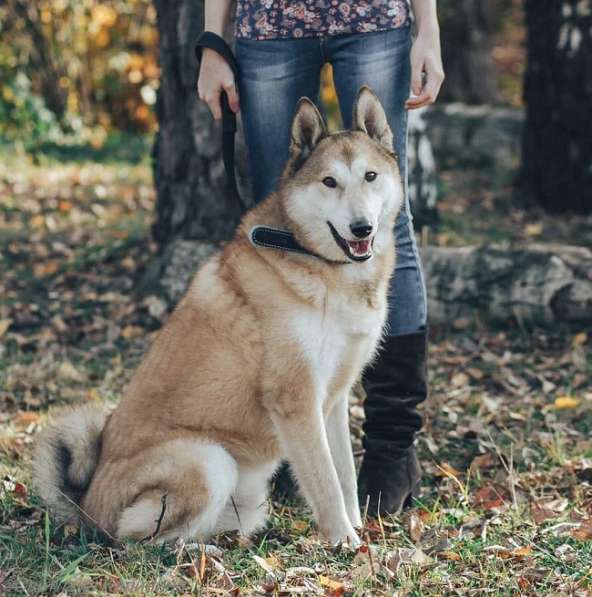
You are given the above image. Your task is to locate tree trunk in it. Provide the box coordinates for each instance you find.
[151,0,243,246]
[438,0,509,104]
[522,0,592,214]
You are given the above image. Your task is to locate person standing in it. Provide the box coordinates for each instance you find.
[197,0,444,516]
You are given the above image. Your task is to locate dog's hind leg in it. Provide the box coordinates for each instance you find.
[213,461,277,537]
[114,439,238,542]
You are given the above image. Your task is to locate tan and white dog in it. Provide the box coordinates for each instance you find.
[34,87,403,546]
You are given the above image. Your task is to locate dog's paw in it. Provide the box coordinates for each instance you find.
[324,524,361,548]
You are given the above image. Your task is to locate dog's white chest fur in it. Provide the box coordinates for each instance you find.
[289,290,386,399]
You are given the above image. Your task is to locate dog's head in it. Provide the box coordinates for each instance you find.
[279,86,403,264]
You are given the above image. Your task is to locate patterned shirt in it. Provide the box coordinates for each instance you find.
[235,1,411,41]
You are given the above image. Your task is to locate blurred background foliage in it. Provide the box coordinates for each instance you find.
[0,0,158,149]
[0,0,525,149]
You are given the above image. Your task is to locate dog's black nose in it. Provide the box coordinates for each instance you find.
[350,219,373,238]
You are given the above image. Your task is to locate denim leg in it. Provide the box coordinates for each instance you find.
[328,28,427,336]
[236,38,324,203]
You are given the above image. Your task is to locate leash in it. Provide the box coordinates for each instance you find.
[195,31,328,260]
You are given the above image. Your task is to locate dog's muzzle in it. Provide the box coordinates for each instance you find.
[327,221,374,262]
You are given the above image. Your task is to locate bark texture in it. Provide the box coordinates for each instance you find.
[522,0,592,214]
[159,241,592,327]
[152,0,245,246]
[438,0,510,104]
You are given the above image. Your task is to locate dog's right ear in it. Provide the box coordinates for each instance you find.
[288,98,327,169]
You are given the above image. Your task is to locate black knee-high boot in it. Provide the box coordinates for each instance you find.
[358,330,428,517]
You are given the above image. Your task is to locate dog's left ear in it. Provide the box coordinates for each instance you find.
[353,86,394,152]
[289,97,328,167]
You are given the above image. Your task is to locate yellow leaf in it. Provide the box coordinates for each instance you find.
[512,545,533,557]
[554,396,580,410]
[292,520,308,532]
[573,332,588,347]
[319,576,344,593]
[439,550,462,561]
[265,555,282,570]
[121,325,143,340]
[30,214,45,229]
[524,222,543,237]
[435,462,462,478]
[0,318,12,338]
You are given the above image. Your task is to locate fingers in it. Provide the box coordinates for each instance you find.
[197,51,239,120]
[405,90,432,110]
[204,88,223,120]
[223,81,240,113]
[410,58,424,97]
[405,64,445,110]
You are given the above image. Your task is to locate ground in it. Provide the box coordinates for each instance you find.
[0,138,591,595]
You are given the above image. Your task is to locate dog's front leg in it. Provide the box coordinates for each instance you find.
[270,407,360,546]
[326,396,362,528]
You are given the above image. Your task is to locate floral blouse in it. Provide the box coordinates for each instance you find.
[235,1,411,41]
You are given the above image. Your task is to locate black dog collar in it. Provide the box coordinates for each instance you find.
[249,226,350,265]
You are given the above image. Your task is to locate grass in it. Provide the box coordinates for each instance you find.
[1,139,591,595]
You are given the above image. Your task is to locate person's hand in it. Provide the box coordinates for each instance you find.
[197,47,240,120]
[405,30,445,110]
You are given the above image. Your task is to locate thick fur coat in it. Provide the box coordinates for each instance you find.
[34,87,403,546]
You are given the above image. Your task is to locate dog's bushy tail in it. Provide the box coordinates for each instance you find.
[33,403,112,524]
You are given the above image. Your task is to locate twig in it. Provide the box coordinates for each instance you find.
[230,495,244,536]
[142,492,168,543]
[56,487,119,543]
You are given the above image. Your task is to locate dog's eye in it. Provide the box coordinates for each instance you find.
[322,176,337,188]
[365,171,378,182]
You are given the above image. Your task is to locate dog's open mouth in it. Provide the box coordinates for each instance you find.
[327,222,373,262]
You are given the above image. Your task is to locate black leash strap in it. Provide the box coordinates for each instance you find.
[195,31,248,213]
[195,31,328,261]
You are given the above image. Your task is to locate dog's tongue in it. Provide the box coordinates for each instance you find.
[348,239,370,255]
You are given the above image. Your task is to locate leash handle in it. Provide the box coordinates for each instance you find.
[195,31,248,213]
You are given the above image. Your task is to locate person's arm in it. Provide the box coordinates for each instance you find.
[197,0,239,120]
[406,0,445,110]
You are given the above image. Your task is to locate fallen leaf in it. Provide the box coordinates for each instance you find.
[292,520,308,532]
[15,411,40,426]
[553,395,580,410]
[438,550,461,561]
[451,372,469,388]
[473,485,506,510]
[512,545,533,558]
[252,555,274,574]
[573,332,588,347]
[319,575,344,596]
[12,482,27,499]
[405,512,425,543]
[435,462,462,478]
[0,319,12,338]
[385,547,433,573]
[121,325,144,340]
[470,453,496,472]
[265,555,282,570]
[58,361,83,382]
[571,520,592,541]
[524,222,543,237]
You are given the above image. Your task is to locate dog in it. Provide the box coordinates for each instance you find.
[34,86,403,546]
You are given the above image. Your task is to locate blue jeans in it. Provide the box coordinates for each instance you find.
[236,27,427,337]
